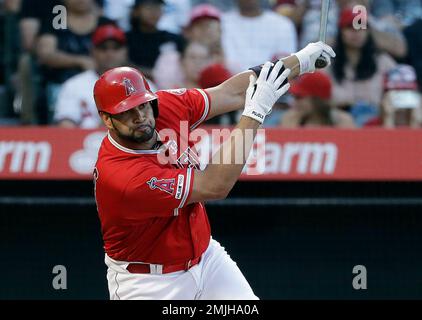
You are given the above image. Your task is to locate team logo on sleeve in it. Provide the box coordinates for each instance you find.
[147,177,175,195]
[123,78,137,96]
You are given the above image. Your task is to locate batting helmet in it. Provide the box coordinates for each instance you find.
[94,67,159,117]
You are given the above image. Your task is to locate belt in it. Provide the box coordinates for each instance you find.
[126,256,201,275]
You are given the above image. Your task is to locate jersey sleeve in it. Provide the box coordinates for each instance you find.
[160,88,211,130]
[122,165,195,219]
[185,88,211,130]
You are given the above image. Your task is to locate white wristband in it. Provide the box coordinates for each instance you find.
[293,52,312,75]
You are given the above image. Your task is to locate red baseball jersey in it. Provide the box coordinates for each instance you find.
[94,88,211,264]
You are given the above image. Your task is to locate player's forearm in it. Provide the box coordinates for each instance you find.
[206,55,300,118]
[190,61,291,204]
[228,55,300,109]
[281,55,301,79]
[197,116,260,200]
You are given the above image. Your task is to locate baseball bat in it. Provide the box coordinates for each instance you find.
[315,0,331,69]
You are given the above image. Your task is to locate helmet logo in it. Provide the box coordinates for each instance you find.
[123,78,137,96]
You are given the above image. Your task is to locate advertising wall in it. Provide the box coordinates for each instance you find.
[1,127,421,181]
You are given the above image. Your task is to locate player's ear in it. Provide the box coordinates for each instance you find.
[99,111,114,130]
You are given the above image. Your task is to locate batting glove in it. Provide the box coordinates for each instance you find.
[242,60,291,124]
[294,41,336,75]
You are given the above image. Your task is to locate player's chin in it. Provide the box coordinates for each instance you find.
[132,127,154,142]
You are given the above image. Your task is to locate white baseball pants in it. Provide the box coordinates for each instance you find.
[104,238,259,300]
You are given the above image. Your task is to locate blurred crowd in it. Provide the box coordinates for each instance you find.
[0,0,421,129]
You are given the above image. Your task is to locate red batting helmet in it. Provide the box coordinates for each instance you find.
[94,67,159,117]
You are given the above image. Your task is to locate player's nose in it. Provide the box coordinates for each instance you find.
[132,107,147,124]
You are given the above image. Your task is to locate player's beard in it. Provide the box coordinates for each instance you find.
[115,124,156,144]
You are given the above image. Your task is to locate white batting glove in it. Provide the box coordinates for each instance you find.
[294,41,336,75]
[242,60,291,124]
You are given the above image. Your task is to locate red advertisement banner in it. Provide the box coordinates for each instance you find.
[0,127,421,181]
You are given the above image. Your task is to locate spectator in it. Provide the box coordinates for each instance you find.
[102,0,135,31]
[179,41,211,89]
[273,0,305,28]
[17,0,65,124]
[263,94,293,127]
[1,0,20,81]
[126,0,185,78]
[103,0,191,33]
[295,0,407,60]
[157,0,192,34]
[191,0,233,12]
[328,8,396,127]
[184,4,224,63]
[36,0,113,122]
[280,72,355,128]
[404,18,422,91]
[53,24,128,128]
[152,41,210,90]
[198,62,231,90]
[0,0,20,124]
[365,4,408,60]
[221,0,297,73]
[19,0,60,53]
[280,0,339,49]
[366,65,422,128]
[370,0,422,29]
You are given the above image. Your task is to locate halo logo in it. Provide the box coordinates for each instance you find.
[147,177,175,195]
[123,78,137,96]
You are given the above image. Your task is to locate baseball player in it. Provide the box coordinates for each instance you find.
[93,42,335,300]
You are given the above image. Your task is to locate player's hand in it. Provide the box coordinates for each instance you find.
[294,41,336,75]
[242,60,291,124]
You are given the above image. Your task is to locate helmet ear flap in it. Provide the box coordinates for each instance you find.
[151,99,159,118]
